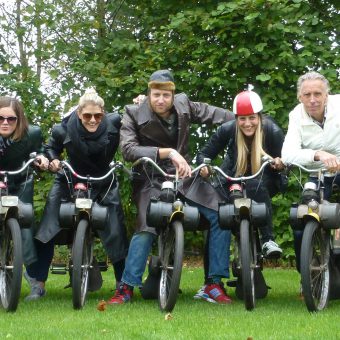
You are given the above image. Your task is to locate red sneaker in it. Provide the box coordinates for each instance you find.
[107,284,133,305]
[204,283,232,304]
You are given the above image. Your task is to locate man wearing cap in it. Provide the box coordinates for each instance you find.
[107,69,235,304]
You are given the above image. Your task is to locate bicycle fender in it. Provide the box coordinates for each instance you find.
[169,210,183,222]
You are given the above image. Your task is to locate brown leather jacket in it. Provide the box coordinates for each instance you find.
[120,92,234,233]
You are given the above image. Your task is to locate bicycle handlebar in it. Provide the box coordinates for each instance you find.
[210,159,273,182]
[285,162,327,174]
[61,160,130,181]
[131,156,203,179]
[0,157,37,176]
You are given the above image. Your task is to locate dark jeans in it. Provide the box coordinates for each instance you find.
[245,178,275,243]
[293,174,340,272]
[26,239,125,283]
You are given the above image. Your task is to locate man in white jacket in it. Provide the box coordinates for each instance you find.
[282,71,340,273]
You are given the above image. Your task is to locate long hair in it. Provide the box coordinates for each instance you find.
[235,115,268,176]
[0,96,28,141]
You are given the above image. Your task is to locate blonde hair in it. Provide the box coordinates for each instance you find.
[235,116,268,176]
[78,88,105,112]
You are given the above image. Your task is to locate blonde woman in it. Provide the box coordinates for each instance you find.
[198,89,284,260]
[24,89,128,300]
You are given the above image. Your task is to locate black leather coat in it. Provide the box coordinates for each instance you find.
[0,125,44,265]
[35,112,128,263]
[196,115,285,197]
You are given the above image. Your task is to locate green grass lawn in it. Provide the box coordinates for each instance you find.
[0,266,339,340]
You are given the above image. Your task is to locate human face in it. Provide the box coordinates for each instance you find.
[237,113,260,138]
[0,107,18,138]
[298,79,328,121]
[149,89,173,118]
[77,103,104,133]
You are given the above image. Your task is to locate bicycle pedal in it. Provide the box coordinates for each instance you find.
[51,264,67,275]
[226,279,238,288]
[98,261,108,272]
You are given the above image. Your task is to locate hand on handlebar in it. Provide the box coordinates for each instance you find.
[270,157,284,171]
[169,152,192,178]
[199,166,210,178]
[314,150,340,173]
[34,155,50,171]
[48,159,61,173]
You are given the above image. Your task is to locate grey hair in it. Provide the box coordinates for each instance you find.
[78,88,104,110]
[297,71,330,98]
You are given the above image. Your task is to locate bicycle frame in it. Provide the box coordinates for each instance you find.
[58,160,126,231]
[0,153,38,312]
[131,157,203,312]
[288,163,340,312]
[205,158,273,310]
[0,157,36,227]
[55,160,130,309]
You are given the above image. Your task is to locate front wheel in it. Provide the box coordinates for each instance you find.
[0,218,23,312]
[158,220,184,312]
[301,220,330,312]
[72,219,93,309]
[240,219,256,311]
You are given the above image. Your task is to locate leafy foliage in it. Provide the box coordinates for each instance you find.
[0,0,339,260]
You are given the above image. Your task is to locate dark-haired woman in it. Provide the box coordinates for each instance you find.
[0,96,49,267]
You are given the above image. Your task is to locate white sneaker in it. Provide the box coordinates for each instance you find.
[193,285,216,303]
[24,272,46,301]
[262,240,282,259]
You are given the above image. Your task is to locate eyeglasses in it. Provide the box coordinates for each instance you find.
[0,116,18,125]
[81,113,104,122]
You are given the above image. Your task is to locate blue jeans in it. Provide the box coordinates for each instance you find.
[122,232,156,287]
[121,205,231,287]
[293,174,340,272]
[192,202,231,280]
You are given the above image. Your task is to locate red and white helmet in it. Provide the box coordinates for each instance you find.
[233,87,263,116]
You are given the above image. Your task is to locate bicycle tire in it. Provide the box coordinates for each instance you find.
[240,219,255,310]
[0,218,23,312]
[72,219,93,309]
[301,220,330,312]
[158,220,184,312]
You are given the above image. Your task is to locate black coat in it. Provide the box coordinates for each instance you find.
[196,115,285,197]
[35,112,128,263]
[0,125,44,265]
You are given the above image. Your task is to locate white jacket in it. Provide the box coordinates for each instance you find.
[282,94,340,174]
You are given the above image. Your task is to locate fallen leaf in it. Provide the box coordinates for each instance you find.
[97,300,107,311]
[165,313,173,320]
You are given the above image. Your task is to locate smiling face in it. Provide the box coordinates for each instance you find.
[236,113,260,138]
[0,107,18,138]
[298,79,328,121]
[77,103,104,132]
[149,89,173,118]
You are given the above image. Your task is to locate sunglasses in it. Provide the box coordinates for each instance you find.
[0,116,18,125]
[81,113,104,122]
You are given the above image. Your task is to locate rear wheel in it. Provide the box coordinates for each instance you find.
[158,220,184,312]
[301,220,330,312]
[240,219,256,311]
[0,218,23,312]
[72,219,93,309]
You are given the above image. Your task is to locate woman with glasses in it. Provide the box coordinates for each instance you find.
[24,89,128,301]
[0,96,49,268]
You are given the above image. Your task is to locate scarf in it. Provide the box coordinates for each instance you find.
[0,136,14,156]
[67,111,109,156]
